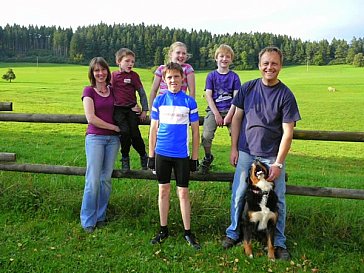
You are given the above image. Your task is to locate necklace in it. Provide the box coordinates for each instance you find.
[94,86,108,94]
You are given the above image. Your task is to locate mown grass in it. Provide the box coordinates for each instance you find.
[0,63,363,272]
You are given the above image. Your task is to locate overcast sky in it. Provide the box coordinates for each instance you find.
[1,0,363,42]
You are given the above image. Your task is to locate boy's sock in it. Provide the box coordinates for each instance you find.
[151,225,169,245]
[205,153,211,159]
[184,229,191,236]
[160,225,168,234]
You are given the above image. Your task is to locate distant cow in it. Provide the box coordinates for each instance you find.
[328,86,336,92]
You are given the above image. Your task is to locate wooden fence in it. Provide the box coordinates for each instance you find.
[1,107,364,200]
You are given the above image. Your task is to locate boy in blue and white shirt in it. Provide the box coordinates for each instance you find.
[148,62,201,250]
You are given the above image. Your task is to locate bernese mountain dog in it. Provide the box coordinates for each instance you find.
[241,159,278,260]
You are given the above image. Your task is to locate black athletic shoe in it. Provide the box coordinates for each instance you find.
[184,234,201,250]
[140,154,148,170]
[121,157,130,173]
[199,154,214,174]
[151,231,169,244]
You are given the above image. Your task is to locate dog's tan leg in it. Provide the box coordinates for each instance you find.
[267,236,275,260]
[243,240,253,258]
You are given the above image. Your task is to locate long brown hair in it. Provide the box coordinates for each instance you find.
[88,57,111,86]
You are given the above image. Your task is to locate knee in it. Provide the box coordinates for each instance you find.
[177,188,190,200]
[201,137,213,148]
[159,186,170,199]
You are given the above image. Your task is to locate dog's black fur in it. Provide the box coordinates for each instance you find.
[240,159,278,260]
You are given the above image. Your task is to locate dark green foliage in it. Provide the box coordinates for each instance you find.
[353,53,364,67]
[2,68,16,82]
[1,23,364,68]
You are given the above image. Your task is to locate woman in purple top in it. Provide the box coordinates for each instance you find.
[80,57,120,233]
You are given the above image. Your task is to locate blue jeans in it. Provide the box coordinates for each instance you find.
[226,151,287,249]
[80,134,120,228]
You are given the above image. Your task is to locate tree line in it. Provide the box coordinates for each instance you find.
[1,23,364,69]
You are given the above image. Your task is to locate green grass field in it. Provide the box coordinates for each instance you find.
[0,63,363,272]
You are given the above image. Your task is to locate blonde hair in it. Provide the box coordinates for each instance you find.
[215,44,235,60]
[168,41,191,62]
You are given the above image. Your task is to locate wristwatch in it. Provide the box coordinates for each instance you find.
[273,162,283,169]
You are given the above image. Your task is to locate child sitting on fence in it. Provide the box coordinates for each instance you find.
[111,48,149,173]
[200,44,241,174]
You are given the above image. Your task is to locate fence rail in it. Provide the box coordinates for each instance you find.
[1,162,363,200]
[1,110,363,200]
[1,113,364,142]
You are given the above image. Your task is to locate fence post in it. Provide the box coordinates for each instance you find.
[0,102,13,111]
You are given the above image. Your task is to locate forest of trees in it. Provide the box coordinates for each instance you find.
[1,23,364,69]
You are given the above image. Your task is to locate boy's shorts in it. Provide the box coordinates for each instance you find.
[155,154,190,188]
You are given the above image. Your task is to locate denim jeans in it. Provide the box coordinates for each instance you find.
[226,151,287,248]
[80,134,120,228]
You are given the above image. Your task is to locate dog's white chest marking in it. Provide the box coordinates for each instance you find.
[250,175,275,230]
[256,173,273,192]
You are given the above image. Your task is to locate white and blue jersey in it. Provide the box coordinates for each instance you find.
[151,90,199,158]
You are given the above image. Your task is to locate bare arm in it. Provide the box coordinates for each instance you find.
[223,105,236,125]
[148,119,159,157]
[205,89,223,126]
[276,122,295,163]
[267,122,295,181]
[83,97,120,132]
[230,107,244,166]
[190,120,200,160]
[149,75,161,109]
[224,89,239,125]
[186,72,196,98]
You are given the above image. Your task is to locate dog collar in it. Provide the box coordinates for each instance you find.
[251,187,270,196]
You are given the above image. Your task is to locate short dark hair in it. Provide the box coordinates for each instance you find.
[162,62,184,78]
[88,57,111,86]
[258,46,283,65]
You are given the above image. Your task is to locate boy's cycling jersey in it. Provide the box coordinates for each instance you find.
[151,90,199,158]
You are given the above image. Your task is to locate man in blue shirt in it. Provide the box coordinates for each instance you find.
[222,46,301,260]
[148,62,201,250]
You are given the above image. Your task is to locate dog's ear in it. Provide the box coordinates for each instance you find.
[249,163,260,185]
[245,176,251,184]
[245,165,255,185]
